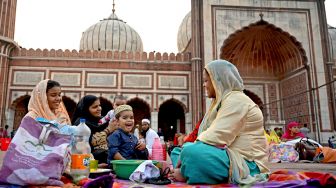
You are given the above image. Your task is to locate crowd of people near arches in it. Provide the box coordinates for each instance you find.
[1,59,336,186]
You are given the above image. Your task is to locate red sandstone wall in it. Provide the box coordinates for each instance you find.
[280,72,310,125]
[267,83,279,121]
[0,0,17,39]
[0,55,10,126]
[12,48,191,62]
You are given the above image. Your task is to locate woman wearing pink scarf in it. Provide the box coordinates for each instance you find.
[281,122,305,142]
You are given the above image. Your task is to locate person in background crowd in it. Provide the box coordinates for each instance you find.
[10,130,16,139]
[278,128,283,138]
[0,125,9,138]
[141,118,160,157]
[177,134,186,146]
[274,127,279,135]
[99,95,127,125]
[138,131,146,144]
[274,127,283,138]
[4,125,9,138]
[0,127,6,138]
[173,133,181,146]
[300,123,310,138]
[157,128,163,137]
[281,121,305,142]
[328,136,336,149]
[266,129,271,135]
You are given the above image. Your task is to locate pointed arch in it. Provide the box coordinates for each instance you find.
[158,98,188,113]
[10,95,30,109]
[158,99,186,141]
[11,95,30,130]
[243,89,264,111]
[127,97,151,127]
[220,19,307,79]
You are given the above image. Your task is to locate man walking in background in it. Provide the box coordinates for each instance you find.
[300,123,310,138]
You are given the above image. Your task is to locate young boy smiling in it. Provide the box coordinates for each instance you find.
[107,105,148,162]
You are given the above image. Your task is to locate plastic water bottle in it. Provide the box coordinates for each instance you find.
[70,118,91,180]
[160,136,167,161]
[152,137,163,161]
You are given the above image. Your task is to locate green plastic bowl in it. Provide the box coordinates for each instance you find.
[110,160,158,179]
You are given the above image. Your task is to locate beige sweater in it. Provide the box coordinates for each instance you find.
[198,91,269,173]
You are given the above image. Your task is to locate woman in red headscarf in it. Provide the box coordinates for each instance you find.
[281,122,305,142]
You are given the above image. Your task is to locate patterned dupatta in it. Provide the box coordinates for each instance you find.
[25,79,71,125]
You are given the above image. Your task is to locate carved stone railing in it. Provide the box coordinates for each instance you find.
[11,48,191,63]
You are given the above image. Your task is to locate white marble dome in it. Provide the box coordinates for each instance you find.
[329,25,336,60]
[80,13,143,52]
[177,11,191,53]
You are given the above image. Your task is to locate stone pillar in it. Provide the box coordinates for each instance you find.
[150,111,158,132]
[0,38,19,127]
[190,0,205,127]
[317,0,336,133]
[5,109,15,133]
[185,112,192,134]
[0,0,18,127]
[0,0,17,39]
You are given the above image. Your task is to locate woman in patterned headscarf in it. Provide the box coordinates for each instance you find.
[169,60,269,185]
[25,79,71,125]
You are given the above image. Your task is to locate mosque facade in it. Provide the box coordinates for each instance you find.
[0,0,336,143]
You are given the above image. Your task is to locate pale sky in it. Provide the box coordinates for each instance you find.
[14,0,336,54]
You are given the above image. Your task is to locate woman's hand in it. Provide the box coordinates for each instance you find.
[168,168,186,182]
[105,119,118,135]
[135,142,146,150]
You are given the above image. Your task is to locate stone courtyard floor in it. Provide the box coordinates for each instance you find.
[1,151,335,176]
[266,162,336,175]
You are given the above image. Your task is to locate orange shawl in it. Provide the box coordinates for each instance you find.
[25,79,71,125]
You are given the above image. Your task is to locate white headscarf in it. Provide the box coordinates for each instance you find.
[198,59,244,134]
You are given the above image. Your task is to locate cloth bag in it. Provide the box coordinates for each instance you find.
[0,116,71,186]
[268,143,299,163]
[295,138,319,161]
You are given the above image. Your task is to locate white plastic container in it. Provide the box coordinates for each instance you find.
[70,118,91,179]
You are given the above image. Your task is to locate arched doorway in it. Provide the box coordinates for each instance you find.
[127,98,151,128]
[220,18,311,126]
[11,95,30,130]
[243,89,263,111]
[99,97,113,117]
[158,99,186,141]
[62,96,77,120]
[220,19,307,78]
